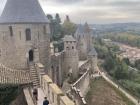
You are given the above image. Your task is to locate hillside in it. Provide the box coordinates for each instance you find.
[91,23,140,37]
[86,78,134,105]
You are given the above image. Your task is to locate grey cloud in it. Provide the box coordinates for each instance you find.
[1,0,140,23]
[109,1,140,8]
[46,0,83,4]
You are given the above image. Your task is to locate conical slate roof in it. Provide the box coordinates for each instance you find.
[75,23,93,38]
[63,35,76,42]
[0,0,49,24]
[88,47,97,56]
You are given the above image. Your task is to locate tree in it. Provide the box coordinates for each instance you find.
[66,15,70,22]
[55,13,61,23]
[47,14,53,21]
[47,13,63,41]
[123,58,130,65]
[114,62,129,80]
[135,59,140,70]
[62,15,77,35]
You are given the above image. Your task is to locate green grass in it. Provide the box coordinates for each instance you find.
[86,78,135,105]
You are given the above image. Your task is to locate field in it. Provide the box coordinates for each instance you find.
[86,78,134,105]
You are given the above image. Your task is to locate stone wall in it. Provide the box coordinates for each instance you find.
[0,24,50,70]
[49,53,63,86]
[67,68,91,105]
[36,63,76,105]
[72,68,90,97]
[63,50,79,80]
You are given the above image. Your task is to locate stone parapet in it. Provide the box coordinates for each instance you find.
[41,74,75,105]
[35,62,75,105]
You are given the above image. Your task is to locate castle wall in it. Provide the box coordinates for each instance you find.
[77,38,88,60]
[72,68,90,97]
[36,63,75,105]
[0,24,50,70]
[64,50,79,80]
[50,54,63,86]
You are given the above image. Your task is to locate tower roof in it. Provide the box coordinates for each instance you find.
[75,23,93,38]
[88,47,97,56]
[84,22,91,33]
[63,35,76,42]
[0,0,49,24]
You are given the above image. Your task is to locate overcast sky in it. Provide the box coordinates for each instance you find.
[0,0,140,24]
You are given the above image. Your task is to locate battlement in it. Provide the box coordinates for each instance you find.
[42,75,75,105]
[23,63,75,105]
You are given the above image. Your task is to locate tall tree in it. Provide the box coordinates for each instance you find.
[62,15,77,35]
[55,13,61,23]
[47,13,63,41]
[47,14,54,41]
[52,13,62,41]
[66,15,70,22]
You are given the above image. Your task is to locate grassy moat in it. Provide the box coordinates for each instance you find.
[86,78,135,105]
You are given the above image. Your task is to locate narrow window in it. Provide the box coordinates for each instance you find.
[43,25,46,34]
[9,26,13,36]
[66,47,69,50]
[19,31,21,40]
[72,46,74,49]
[25,28,31,41]
[0,49,1,56]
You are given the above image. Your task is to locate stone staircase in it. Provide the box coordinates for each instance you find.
[29,62,40,88]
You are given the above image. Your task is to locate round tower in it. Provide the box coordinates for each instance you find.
[88,48,98,73]
[63,35,79,80]
[0,0,50,70]
[74,23,93,60]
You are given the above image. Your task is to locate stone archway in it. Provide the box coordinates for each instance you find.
[29,50,34,62]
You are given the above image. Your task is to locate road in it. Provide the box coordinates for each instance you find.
[97,67,140,105]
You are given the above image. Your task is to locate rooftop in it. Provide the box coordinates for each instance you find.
[0,0,49,24]
[63,35,76,42]
[88,47,97,56]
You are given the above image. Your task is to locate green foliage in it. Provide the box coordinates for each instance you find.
[123,58,130,65]
[114,62,129,80]
[94,38,109,59]
[62,15,77,35]
[104,32,140,48]
[86,78,135,105]
[55,13,61,23]
[47,14,77,41]
[95,38,140,98]
[119,80,140,98]
[47,14,63,41]
[0,86,20,105]
[135,59,140,70]
[53,40,64,52]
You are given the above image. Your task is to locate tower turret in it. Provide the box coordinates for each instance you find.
[0,0,50,70]
[88,47,98,73]
[74,23,93,60]
[63,35,79,80]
